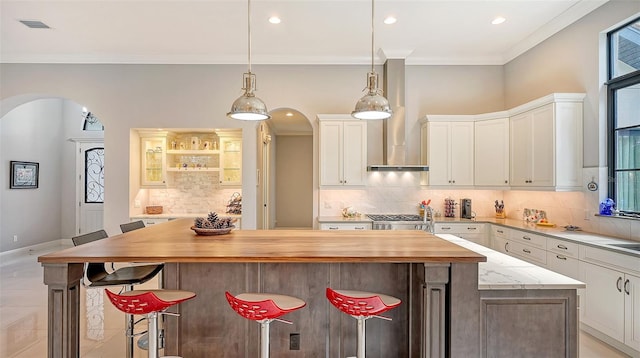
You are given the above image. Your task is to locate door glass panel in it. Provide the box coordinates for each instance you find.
[85,147,105,203]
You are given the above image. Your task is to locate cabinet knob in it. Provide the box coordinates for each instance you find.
[505,180,508,184]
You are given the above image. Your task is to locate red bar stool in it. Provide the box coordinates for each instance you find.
[225,291,306,358]
[106,289,196,358]
[326,288,401,358]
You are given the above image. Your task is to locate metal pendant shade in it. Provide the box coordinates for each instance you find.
[227,0,271,121]
[352,0,392,120]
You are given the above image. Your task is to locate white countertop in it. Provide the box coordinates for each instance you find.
[437,234,586,290]
[131,213,241,219]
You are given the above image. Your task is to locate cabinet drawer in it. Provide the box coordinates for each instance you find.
[547,238,579,258]
[435,223,485,234]
[506,240,546,265]
[508,230,546,249]
[580,245,640,276]
[319,223,371,230]
[142,218,169,225]
[491,225,508,239]
[546,251,580,279]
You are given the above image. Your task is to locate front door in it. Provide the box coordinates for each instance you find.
[76,142,105,234]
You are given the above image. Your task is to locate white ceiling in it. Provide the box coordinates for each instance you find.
[1,0,609,66]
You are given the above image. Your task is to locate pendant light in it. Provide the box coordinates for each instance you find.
[227,0,271,121]
[352,0,392,120]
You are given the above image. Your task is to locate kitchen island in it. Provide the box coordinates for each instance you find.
[38,219,580,357]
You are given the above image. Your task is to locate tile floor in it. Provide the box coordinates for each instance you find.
[0,244,633,357]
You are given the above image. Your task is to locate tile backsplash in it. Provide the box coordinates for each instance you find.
[135,171,241,215]
[319,168,639,242]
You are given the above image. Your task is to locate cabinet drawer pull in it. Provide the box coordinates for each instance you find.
[522,248,531,254]
[354,227,365,230]
[329,226,339,230]
[555,255,567,260]
[497,229,504,234]
[522,236,531,241]
[624,279,630,295]
[467,227,477,230]
[617,277,623,292]
[556,244,568,250]
[442,227,451,230]
[505,242,509,252]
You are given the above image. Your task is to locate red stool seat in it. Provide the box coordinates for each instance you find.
[225,292,306,321]
[326,288,401,317]
[106,289,196,358]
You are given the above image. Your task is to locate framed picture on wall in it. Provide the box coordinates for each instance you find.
[10,161,39,189]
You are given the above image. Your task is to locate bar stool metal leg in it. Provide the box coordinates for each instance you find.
[147,312,159,358]
[357,317,366,358]
[260,320,270,358]
[124,284,135,358]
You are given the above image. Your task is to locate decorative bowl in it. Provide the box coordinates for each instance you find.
[191,226,234,236]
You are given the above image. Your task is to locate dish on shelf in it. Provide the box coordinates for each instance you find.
[190,226,234,236]
[536,222,556,227]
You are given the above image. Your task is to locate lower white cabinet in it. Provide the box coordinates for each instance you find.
[434,223,488,247]
[319,223,371,230]
[580,247,640,352]
[139,218,169,226]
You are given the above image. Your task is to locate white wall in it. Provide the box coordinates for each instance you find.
[1,99,64,251]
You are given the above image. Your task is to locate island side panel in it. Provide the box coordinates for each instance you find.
[479,289,578,358]
[163,262,417,357]
[42,263,84,358]
[449,262,481,357]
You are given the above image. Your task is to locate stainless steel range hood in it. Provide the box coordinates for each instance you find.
[367,58,429,172]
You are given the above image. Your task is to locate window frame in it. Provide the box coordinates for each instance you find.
[607,16,640,214]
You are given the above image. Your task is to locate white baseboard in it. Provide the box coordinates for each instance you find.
[0,239,73,266]
[580,323,639,357]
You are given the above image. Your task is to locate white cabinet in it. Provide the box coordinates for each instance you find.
[319,117,367,186]
[319,222,371,230]
[474,117,509,187]
[140,132,167,187]
[580,246,640,352]
[580,261,626,342]
[509,94,584,190]
[426,120,474,186]
[434,223,488,247]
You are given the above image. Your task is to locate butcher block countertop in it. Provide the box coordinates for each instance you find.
[38,218,486,264]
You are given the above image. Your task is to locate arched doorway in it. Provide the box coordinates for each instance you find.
[257,108,313,229]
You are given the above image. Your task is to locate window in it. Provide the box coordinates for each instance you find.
[85,147,105,203]
[608,17,640,214]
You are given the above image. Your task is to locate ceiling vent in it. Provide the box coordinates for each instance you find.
[19,20,50,29]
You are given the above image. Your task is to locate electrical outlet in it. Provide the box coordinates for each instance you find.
[13,235,18,242]
[289,333,300,350]
[584,209,590,221]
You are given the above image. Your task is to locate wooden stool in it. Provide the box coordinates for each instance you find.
[106,289,196,358]
[225,291,306,358]
[326,288,401,358]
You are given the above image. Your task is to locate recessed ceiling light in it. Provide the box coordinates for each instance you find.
[19,20,50,29]
[286,112,293,117]
[491,16,506,25]
[384,16,397,25]
[268,16,281,24]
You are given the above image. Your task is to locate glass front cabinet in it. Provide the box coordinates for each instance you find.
[140,132,167,187]
[219,135,242,186]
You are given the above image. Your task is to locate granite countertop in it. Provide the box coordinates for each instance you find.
[437,233,586,290]
[436,217,640,258]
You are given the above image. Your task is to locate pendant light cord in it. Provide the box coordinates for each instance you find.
[248,0,252,73]
[370,0,375,72]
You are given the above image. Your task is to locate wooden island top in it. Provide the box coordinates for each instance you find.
[38,218,486,264]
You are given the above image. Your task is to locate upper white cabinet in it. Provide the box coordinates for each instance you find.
[425,119,474,186]
[318,115,367,186]
[509,93,584,191]
[474,116,510,187]
[219,134,242,186]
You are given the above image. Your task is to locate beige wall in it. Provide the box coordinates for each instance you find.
[504,0,640,167]
[275,135,313,228]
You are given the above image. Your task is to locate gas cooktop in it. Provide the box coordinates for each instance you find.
[366,214,423,222]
